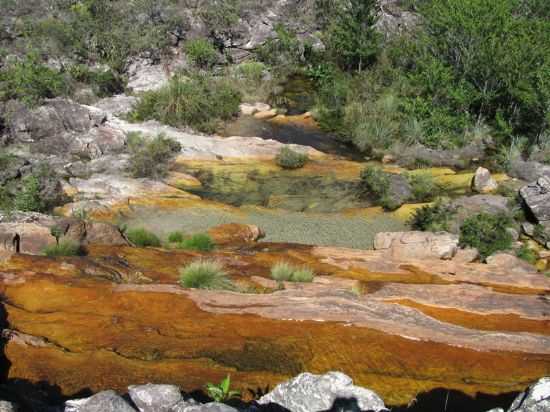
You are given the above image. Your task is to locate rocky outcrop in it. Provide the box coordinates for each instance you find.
[486,253,537,274]
[373,231,459,260]
[520,177,550,225]
[258,372,386,412]
[472,167,498,193]
[509,159,550,182]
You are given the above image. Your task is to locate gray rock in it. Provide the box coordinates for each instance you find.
[509,159,550,182]
[127,59,170,92]
[0,400,18,412]
[507,377,550,412]
[472,167,498,193]
[176,403,237,412]
[387,173,412,208]
[520,177,550,224]
[64,390,136,412]
[95,95,139,117]
[258,372,387,412]
[128,384,183,412]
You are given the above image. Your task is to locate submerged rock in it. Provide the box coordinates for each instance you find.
[258,372,387,412]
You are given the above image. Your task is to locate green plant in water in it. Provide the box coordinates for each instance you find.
[459,213,513,260]
[126,228,161,247]
[177,233,215,252]
[43,240,83,257]
[179,260,234,291]
[408,200,457,232]
[205,374,241,403]
[275,147,309,169]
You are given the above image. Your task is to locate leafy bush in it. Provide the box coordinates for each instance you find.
[179,260,234,290]
[0,53,69,106]
[185,38,218,69]
[407,173,440,202]
[177,233,215,252]
[69,65,125,97]
[127,133,181,178]
[408,201,457,232]
[270,262,315,283]
[13,175,44,212]
[459,213,514,260]
[358,166,390,199]
[126,228,161,247]
[275,147,308,169]
[167,231,185,243]
[516,244,538,265]
[43,240,83,257]
[235,61,266,83]
[130,74,241,133]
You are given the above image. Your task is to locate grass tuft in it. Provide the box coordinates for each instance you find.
[270,262,315,283]
[177,233,215,252]
[127,228,161,247]
[43,240,83,257]
[179,260,235,290]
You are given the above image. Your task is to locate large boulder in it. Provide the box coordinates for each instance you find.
[374,231,459,260]
[65,390,136,412]
[258,372,386,412]
[128,384,182,412]
[509,159,550,182]
[520,177,550,224]
[472,167,498,193]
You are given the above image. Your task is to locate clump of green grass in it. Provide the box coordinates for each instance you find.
[179,260,235,290]
[167,231,185,243]
[177,233,215,252]
[275,147,309,169]
[126,228,161,247]
[43,240,83,257]
[270,262,315,283]
[516,244,538,265]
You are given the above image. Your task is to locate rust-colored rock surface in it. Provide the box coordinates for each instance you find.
[208,223,265,246]
[0,244,548,406]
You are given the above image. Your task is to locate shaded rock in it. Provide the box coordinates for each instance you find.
[452,195,509,215]
[392,142,485,169]
[0,401,17,412]
[176,403,237,412]
[65,390,136,412]
[509,159,550,182]
[520,177,550,224]
[386,174,412,207]
[506,377,550,412]
[486,253,535,273]
[258,372,386,412]
[472,167,498,193]
[374,231,458,260]
[128,384,182,412]
[208,223,265,246]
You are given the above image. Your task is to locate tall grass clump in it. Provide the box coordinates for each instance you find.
[179,260,234,290]
[270,262,315,283]
[130,74,241,133]
[126,228,161,247]
[127,133,181,178]
[176,233,215,252]
[43,240,83,257]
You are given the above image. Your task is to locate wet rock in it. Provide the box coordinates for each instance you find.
[505,377,550,412]
[128,384,182,412]
[65,390,136,412]
[176,403,237,412]
[258,372,386,412]
[208,223,265,246]
[374,231,458,260]
[520,177,550,224]
[472,167,498,193]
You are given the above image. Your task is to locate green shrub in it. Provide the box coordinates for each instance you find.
[69,65,125,97]
[270,262,315,283]
[459,213,514,260]
[177,233,215,252]
[185,38,218,69]
[275,147,308,169]
[130,74,241,133]
[516,244,538,265]
[407,173,440,202]
[128,133,181,178]
[126,228,161,247]
[43,240,83,257]
[358,166,390,199]
[179,260,234,290]
[409,201,457,232]
[167,231,185,243]
[0,53,69,106]
[235,61,266,83]
[13,175,44,212]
